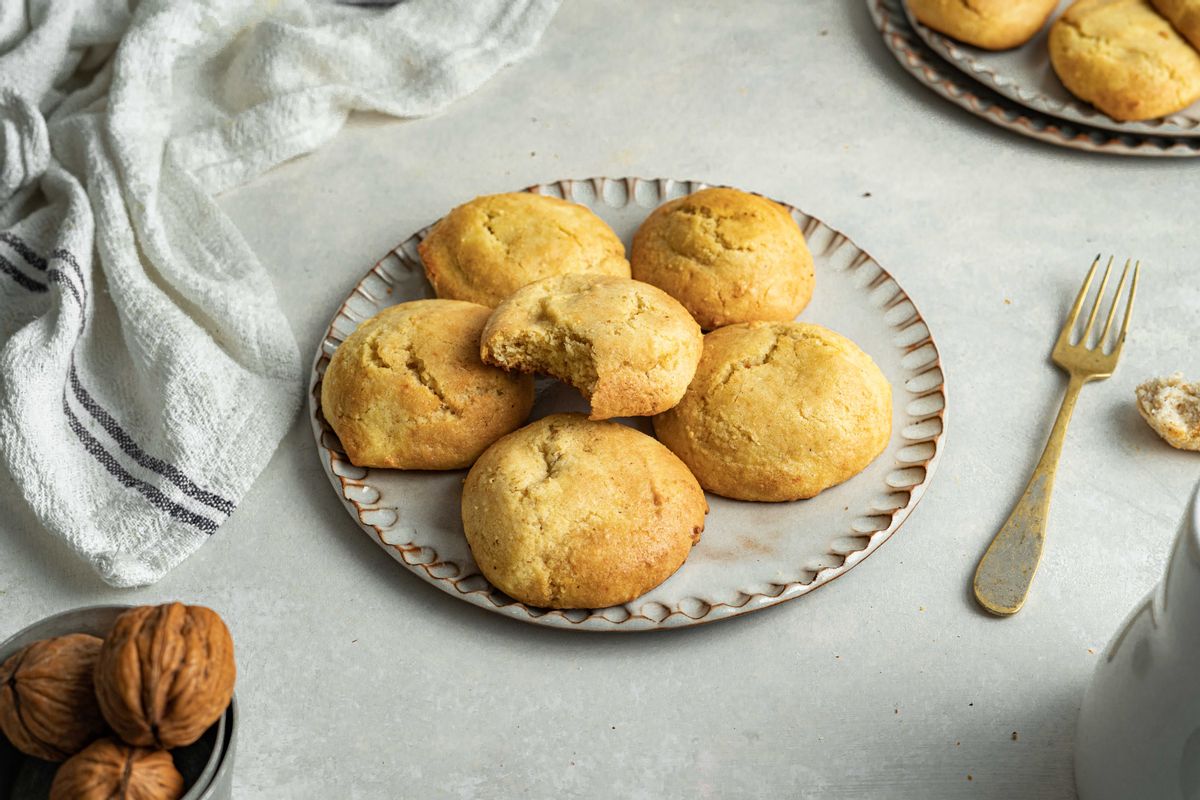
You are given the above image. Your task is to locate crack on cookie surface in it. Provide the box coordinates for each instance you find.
[403,342,461,416]
[667,204,764,263]
[1053,1,1200,114]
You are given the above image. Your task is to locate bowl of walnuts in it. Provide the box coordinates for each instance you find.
[0,603,237,800]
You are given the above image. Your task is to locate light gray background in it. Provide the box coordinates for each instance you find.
[3,2,1198,797]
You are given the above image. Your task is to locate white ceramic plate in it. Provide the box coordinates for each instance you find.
[309,177,947,631]
[904,0,1200,137]
[869,0,1200,157]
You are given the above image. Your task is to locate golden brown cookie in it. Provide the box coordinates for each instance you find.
[908,0,1059,49]
[653,322,892,502]
[1049,0,1200,121]
[630,187,814,330]
[321,299,534,469]
[1136,374,1200,451]
[417,192,630,307]
[1151,0,1200,50]
[480,274,703,420]
[461,414,707,609]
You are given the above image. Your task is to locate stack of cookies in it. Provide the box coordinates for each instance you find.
[320,188,892,610]
[909,0,1200,122]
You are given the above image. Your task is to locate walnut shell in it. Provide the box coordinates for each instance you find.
[50,738,184,800]
[94,603,235,749]
[0,633,106,761]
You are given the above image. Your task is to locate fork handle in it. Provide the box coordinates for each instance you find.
[973,375,1085,616]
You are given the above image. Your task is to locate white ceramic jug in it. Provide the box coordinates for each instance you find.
[1076,483,1200,800]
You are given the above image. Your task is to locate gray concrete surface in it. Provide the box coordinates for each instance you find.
[3,2,1198,797]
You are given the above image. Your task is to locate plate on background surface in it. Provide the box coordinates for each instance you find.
[903,0,1200,137]
[868,0,1200,156]
[308,176,947,631]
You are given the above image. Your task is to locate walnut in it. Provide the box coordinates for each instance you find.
[0,633,107,761]
[94,603,235,749]
[50,738,184,800]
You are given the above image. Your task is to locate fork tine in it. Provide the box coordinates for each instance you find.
[1113,260,1141,353]
[1059,255,1102,345]
[1080,255,1114,345]
[1098,258,1131,346]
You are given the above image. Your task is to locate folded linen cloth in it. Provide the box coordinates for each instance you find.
[0,0,560,587]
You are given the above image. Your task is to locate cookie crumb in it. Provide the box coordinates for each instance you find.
[1136,374,1200,451]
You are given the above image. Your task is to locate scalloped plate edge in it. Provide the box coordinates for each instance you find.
[308,176,948,631]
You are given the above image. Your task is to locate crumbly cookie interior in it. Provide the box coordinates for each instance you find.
[1136,374,1200,450]
[483,327,600,399]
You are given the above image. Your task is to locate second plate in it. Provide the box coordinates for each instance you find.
[904,0,1200,137]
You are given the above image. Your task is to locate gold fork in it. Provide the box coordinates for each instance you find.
[974,256,1140,616]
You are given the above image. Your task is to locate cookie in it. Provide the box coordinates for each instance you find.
[1136,374,1200,451]
[461,414,707,609]
[908,0,1059,49]
[653,322,892,502]
[417,192,630,307]
[630,187,814,330]
[320,299,535,469]
[480,274,703,420]
[1049,0,1200,121]
[1151,0,1200,50]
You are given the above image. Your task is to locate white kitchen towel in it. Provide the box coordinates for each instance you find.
[0,0,560,587]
